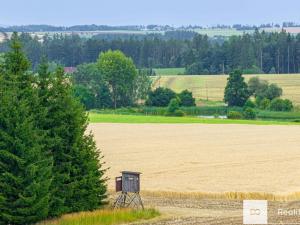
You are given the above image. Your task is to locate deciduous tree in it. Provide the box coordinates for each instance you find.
[98,50,137,108]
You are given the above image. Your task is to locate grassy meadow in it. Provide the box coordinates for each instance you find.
[39,209,159,225]
[152,74,300,105]
[154,67,185,75]
[89,113,299,125]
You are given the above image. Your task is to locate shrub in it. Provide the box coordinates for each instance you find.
[165,98,185,117]
[146,87,176,107]
[269,98,293,112]
[178,89,196,106]
[174,109,185,117]
[243,107,256,120]
[227,111,243,119]
[248,77,282,100]
[248,77,268,97]
[264,84,283,100]
[244,99,256,108]
[167,98,180,113]
[257,98,271,110]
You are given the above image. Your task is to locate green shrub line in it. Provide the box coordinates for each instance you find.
[256,110,300,120]
[89,113,299,125]
[90,106,300,122]
[91,106,240,116]
[227,111,243,120]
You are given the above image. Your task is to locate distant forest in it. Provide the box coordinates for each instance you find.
[0,24,175,32]
[1,30,300,74]
[1,22,299,32]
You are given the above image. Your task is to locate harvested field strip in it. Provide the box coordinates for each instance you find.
[141,191,300,201]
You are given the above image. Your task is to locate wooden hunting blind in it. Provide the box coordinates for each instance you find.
[116,171,140,193]
[114,171,144,209]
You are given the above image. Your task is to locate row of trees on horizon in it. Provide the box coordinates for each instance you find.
[1,30,300,74]
[1,22,299,32]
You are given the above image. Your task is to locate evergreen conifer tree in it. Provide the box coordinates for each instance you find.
[224,70,250,106]
[0,33,107,224]
[0,33,53,225]
[37,65,107,216]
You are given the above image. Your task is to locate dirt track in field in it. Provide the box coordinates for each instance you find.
[89,123,300,194]
[135,194,300,224]
[106,191,300,224]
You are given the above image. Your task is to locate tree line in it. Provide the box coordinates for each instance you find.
[0,30,300,74]
[1,23,297,32]
[0,25,145,32]
[0,33,107,224]
[224,70,293,120]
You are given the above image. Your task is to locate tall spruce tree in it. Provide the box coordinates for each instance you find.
[224,70,250,107]
[37,64,107,216]
[0,33,53,224]
[36,60,70,216]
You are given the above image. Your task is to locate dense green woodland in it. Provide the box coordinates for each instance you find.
[1,30,300,74]
[0,33,107,225]
[72,51,152,109]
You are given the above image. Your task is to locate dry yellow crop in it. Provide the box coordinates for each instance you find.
[153,74,300,105]
[89,123,300,199]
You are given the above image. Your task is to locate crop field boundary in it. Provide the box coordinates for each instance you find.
[153,74,300,105]
[89,113,299,125]
[91,124,300,202]
[141,190,300,201]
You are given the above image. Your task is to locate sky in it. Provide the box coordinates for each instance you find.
[1,0,300,26]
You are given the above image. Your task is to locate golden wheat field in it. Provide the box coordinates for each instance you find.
[153,74,300,105]
[89,123,300,198]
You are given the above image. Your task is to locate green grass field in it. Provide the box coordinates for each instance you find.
[152,74,300,105]
[39,209,159,225]
[89,113,299,125]
[154,67,185,75]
